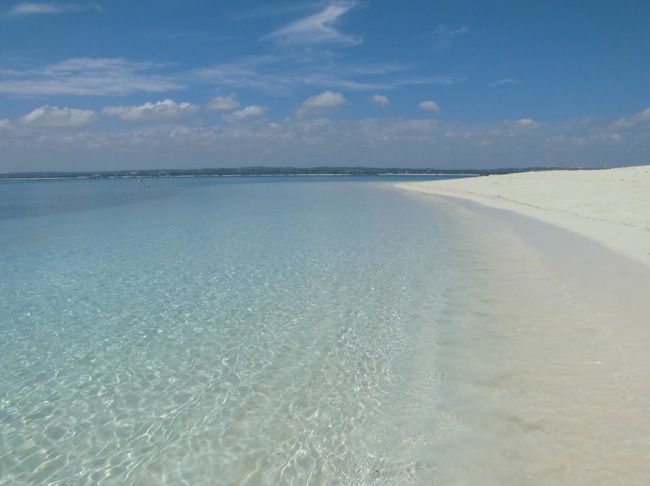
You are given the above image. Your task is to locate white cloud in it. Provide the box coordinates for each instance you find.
[488,78,522,88]
[267,1,362,45]
[432,25,468,48]
[2,113,646,172]
[0,58,181,96]
[545,132,625,147]
[103,99,199,121]
[0,119,11,129]
[391,75,463,87]
[370,94,389,107]
[223,105,267,123]
[48,58,136,72]
[418,100,440,113]
[302,91,347,110]
[613,107,650,128]
[8,2,102,15]
[20,105,97,128]
[193,56,463,94]
[205,94,240,112]
[511,118,539,128]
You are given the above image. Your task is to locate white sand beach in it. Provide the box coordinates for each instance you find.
[395,166,650,484]
[397,165,650,267]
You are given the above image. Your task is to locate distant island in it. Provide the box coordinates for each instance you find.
[0,166,567,180]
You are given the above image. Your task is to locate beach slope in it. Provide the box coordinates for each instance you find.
[397,165,650,267]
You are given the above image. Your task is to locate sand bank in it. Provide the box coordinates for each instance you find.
[393,166,650,483]
[397,165,650,267]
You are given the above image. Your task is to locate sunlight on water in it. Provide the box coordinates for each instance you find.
[0,178,473,484]
[5,178,648,484]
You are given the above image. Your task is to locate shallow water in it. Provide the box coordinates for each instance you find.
[401,192,650,485]
[0,177,475,484]
[3,177,649,485]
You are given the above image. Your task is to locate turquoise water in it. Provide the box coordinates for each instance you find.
[0,177,476,484]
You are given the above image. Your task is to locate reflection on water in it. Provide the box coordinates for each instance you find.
[2,178,649,484]
[0,179,471,484]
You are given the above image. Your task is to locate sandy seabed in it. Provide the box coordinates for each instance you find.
[396,166,650,484]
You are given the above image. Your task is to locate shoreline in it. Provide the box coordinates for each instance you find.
[0,173,480,182]
[394,180,650,483]
[2,175,649,483]
[396,165,650,268]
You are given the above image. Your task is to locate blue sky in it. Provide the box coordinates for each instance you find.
[1,0,649,171]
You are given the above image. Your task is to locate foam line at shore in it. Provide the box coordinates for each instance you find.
[396,165,650,267]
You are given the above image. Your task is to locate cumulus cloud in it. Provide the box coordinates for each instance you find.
[205,94,240,111]
[613,106,650,128]
[0,119,11,129]
[103,99,199,121]
[2,113,645,172]
[511,118,539,128]
[20,105,97,128]
[418,100,440,113]
[370,94,389,107]
[267,1,362,45]
[223,105,267,123]
[8,2,101,15]
[301,91,347,113]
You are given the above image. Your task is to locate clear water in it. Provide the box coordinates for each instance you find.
[5,177,650,485]
[0,177,476,484]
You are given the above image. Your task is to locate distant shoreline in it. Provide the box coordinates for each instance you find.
[0,166,568,181]
[0,173,483,181]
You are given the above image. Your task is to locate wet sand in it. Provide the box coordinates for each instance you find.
[395,170,650,484]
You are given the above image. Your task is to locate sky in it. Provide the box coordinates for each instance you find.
[1,0,650,172]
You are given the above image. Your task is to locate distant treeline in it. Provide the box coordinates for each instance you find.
[0,166,566,180]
